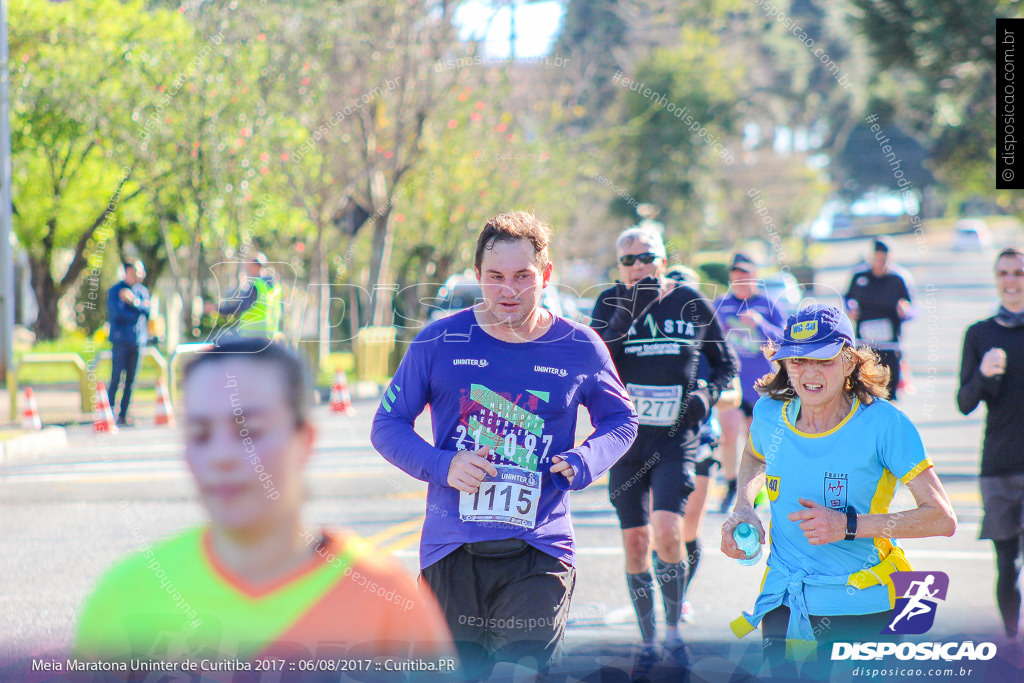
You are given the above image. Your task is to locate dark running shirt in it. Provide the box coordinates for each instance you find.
[957,317,1024,477]
[590,281,738,428]
[845,266,914,351]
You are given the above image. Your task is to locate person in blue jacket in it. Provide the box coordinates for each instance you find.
[371,211,638,679]
[106,260,150,426]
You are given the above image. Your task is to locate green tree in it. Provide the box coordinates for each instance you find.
[10,0,178,339]
[849,0,1016,197]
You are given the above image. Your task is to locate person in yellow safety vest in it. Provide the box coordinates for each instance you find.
[205,253,283,339]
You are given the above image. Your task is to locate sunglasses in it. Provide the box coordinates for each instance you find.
[619,252,658,266]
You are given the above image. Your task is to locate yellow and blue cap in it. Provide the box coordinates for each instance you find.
[772,304,854,361]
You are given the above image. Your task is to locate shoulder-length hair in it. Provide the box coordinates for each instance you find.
[754,342,890,405]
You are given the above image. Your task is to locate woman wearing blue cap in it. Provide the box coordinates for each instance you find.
[720,304,956,673]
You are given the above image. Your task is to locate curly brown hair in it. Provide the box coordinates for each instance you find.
[474,211,552,272]
[754,343,890,404]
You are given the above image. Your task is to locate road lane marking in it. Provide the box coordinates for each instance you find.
[366,517,424,546]
[381,529,422,554]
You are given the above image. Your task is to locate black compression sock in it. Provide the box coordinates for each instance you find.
[685,539,700,593]
[653,553,686,628]
[626,570,657,644]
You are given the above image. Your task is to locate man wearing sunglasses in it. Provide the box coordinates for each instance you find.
[590,227,738,677]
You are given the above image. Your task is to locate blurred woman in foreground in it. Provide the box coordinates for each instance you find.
[75,339,452,667]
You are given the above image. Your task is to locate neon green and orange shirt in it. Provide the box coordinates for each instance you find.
[73,527,452,662]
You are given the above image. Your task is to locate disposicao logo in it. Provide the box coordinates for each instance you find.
[831,571,997,663]
[884,571,948,635]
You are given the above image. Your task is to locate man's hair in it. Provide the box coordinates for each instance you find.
[616,227,666,258]
[474,211,552,271]
[183,338,311,429]
[996,247,1024,264]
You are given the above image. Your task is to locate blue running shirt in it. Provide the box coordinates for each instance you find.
[748,396,933,616]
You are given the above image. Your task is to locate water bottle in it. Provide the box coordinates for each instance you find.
[733,522,763,565]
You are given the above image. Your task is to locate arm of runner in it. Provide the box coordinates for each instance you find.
[956,325,1002,415]
[590,285,633,359]
[759,298,787,341]
[896,266,918,321]
[550,333,638,492]
[371,341,458,488]
[850,468,957,540]
[695,295,740,405]
[721,439,767,558]
[859,409,956,540]
[446,445,497,493]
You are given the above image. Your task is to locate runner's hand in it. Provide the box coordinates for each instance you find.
[980,348,1007,377]
[897,298,913,319]
[447,445,497,493]
[721,506,765,559]
[549,455,575,485]
[681,388,711,426]
[632,276,661,314]
[788,498,845,545]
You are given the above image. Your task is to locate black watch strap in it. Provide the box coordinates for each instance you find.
[845,505,858,541]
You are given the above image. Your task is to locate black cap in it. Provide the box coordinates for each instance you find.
[872,238,891,253]
[729,253,756,273]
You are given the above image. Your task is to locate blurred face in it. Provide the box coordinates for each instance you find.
[871,250,889,276]
[124,265,140,285]
[184,359,313,534]
[474,238,552,328]
[246,261,262,277]
[617,239,665,285]
[729,268,758,300]
[784,351,855,411]
[996,254,1024,312]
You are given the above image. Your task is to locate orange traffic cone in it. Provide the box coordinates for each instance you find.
[154,379,175,427]
[22,387,41,430]
[330,370,354,415]
[93,382,118,433]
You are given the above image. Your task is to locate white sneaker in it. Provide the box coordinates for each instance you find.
[680,600,695,624]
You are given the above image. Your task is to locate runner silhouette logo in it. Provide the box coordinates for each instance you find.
[883,571,949,635]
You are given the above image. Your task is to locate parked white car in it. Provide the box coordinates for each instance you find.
[951,219,992,251]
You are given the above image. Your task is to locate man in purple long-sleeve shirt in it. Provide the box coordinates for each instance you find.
[372,212,638,677]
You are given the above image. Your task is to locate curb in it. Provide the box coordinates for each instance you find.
[0,427,69,468]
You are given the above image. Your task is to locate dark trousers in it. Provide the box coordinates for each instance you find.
[994,536,1024,636]
[876,349,902,400]
[761,605,895,680]
[421,544,575,679]
[108,343,140,420]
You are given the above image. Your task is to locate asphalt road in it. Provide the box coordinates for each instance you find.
[2,228,1023,682]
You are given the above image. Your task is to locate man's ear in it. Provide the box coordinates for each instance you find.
[541,260,553,287]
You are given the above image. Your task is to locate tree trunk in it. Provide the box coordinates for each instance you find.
[28,257,62,341]
[367,206,395,327]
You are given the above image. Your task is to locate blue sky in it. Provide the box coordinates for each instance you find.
[453,0,565,59]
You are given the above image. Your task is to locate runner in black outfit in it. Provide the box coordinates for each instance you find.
[591,227,738,677]
[844,238,915,399]
[957,247,1024,638]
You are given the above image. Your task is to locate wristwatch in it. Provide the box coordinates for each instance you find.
[845,505,858,541]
